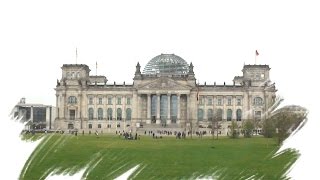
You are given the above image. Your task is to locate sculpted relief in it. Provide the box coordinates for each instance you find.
[141,78,191,90]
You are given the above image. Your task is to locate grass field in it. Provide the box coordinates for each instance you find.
[20,134,299,180]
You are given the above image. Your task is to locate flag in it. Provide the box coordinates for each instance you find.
[256,50,259,56]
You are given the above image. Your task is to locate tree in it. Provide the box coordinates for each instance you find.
[229,120,239,139]
[262,106,307,145]
[262,118,276,138]
[243,119,255,138]
[262,95,283,138]
[273,111,306,145]
[212,109,222,139]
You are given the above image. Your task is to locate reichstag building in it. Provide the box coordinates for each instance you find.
[54,54,276,135]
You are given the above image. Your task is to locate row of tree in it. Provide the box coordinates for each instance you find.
[187,96,307,145]
[226,97,307,145]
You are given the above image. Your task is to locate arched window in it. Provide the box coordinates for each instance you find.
[198,109,204,121]
[207,109,213,121]
[236,109,242,121]
[126,108,132,121]
[107,108,113,120]
[88,108,94,120]
[117,108,122,120]
[68,96,77,104]
[227,109,232,121]
[254,97,263,105]
[98,108,103,120]
[217,109,223,121]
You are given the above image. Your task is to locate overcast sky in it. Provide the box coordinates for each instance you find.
[1,0,320,179]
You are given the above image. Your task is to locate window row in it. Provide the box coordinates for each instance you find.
[88,96,131,105]
[251,73,265,80]
[197,109,242,121]
[198,96,243,106]
[88,108,132,121]
[68,96,133,105]
[66,72,80,78]
[198,96,264,106]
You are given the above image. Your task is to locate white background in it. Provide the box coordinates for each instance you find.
[0,0,319,179]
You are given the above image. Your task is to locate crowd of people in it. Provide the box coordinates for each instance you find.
[24,128,225,140]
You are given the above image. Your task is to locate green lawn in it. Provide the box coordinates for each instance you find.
[20,134,298,180]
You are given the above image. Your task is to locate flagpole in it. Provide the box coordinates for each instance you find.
[96,61,97,76]
[255,50,259,64]
[255,53,256,64]
[76,48,78,64]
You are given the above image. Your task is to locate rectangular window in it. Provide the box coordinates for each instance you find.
[117,97,122,105]
[237,98,241,106]
[98,124,101,128]
[108,97,112,105]
[207,98,213,105]
[98,98,102,104]
[126,97,131,105]
[69,110,75,120]
[255,111,262,120]
[199,96,203,105]
[89,97,93,105]
[217,98,222,106]
[227,98,232,106]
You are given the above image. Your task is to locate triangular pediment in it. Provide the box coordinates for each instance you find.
[139,78,192,90]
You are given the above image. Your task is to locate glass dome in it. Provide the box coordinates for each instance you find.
[143,54,189,75]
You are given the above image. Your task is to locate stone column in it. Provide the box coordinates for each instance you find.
[30,106,34,122]
[77,94,81,120]
[55,94,59,119]
[94,95,97,120]
[248,94,252,120]
[147,94,151,124]
[132,92,138,133]
[61,94,65,119]
[156,94,161,124]
[167,94,171,124]
[113,95,117,131]
[233,96,236,120]
[137,94,141,122]
[264,94,268,120]
[177,94,180,124]
[186,94,190,130]
[46,106,50,130]
[214,95,217,109]
[223,96,226,120]
[203,96,207,121]
[122,96,126,131]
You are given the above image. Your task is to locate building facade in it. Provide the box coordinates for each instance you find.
[54,54,277,135]
[13,98,56,130]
